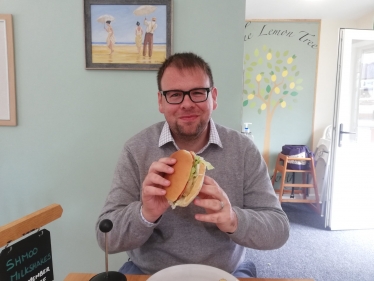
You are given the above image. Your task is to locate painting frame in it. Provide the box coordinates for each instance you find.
[84,0,173,70]
[0,14,16,126]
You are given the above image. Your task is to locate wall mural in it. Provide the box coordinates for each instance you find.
[242,20,320,174]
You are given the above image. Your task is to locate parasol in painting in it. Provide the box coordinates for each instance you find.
[97,14,115,26]
[133,5,157,16]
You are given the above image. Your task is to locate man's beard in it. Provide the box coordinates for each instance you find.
[172,120,207,142]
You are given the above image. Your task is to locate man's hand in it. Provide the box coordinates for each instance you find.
[194,176,238,233]
[141,157,176,223]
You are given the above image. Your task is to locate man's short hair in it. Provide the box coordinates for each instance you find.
[157,52,214,90]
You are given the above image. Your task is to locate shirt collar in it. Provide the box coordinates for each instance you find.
[158,119,223,154]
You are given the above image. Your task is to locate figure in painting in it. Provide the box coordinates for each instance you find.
[105,20,115,54]
[135,21,143,55]
[143,17,157,58]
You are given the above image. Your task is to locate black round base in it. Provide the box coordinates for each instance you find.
[89,271,127,281]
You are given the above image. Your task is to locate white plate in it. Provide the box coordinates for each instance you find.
[147,264,239,281]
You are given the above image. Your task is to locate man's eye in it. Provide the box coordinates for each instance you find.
[168,92,182,98]
[191,90,205,96]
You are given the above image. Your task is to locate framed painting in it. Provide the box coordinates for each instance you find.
[241,20,321,174]
[0,14,16,126]
[84,0,173,70]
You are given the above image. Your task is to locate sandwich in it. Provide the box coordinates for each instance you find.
[164,150,214,209]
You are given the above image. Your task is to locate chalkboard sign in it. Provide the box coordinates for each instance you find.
[0,230,54,281]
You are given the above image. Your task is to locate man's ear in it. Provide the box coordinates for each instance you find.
[211,87,218,110]
[158,91,164,113]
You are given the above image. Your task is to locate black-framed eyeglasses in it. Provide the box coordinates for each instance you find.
[160,87,212,104]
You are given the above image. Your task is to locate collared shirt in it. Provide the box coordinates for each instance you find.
[158,119,223,154]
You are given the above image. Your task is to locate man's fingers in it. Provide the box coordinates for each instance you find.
[143,185,166,196]
[148,157,176,175]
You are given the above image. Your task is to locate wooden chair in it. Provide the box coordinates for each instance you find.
[272,153,320,214]
[0,204,63,248]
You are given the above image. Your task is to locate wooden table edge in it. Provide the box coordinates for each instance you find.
[64,272,315,281]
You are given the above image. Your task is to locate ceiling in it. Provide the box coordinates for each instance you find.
[245,0,374,21]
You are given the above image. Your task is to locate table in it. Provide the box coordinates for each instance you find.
[64,272,314,281]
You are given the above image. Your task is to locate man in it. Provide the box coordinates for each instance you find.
[142,17,157,58]
[96,52,290,278]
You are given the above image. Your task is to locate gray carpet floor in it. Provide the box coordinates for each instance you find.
[245,203,374,281]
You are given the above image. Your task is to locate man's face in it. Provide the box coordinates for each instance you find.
[158,66,218,141]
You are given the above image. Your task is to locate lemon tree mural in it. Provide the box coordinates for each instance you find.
[242,20,320,173]
[243,46,303,165]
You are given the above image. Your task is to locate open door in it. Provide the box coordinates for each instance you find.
[328,29,374,230]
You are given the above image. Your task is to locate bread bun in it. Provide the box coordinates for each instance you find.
[164,150,193,202]
[173,161,206,207]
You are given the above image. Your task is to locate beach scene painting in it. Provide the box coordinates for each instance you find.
[84,0,172,70]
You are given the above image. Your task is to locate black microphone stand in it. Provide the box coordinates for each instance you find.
[90,219,127,281]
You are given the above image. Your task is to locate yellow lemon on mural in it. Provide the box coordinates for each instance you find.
[248,94,255,100]
[256,74,262,82]
[287,57,293,64]
[271,74,276,82]
[290,82,295,89]
[261,103,267,110]
[274,87,280,94]
[282,70,288,77]
[266,53,272,60]
[281,101,287,108]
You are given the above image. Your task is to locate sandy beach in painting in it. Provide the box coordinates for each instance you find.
[92,44,166,64]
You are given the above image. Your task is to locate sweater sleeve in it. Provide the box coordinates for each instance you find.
[95,146,160,253]
[227,142,290,250]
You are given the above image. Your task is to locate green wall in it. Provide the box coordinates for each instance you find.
[0,0,245,279]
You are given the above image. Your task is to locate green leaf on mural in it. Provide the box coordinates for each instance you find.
[245,72,251,79]
[258,109,262,115]
[264,77,270,83]
[262,45,267,51]
[266,85,271,93]
[249,83,255,89]
[290,91,298,96]
[279,98,284,103]
[283,91,289,95]
[245,54,250,61]
[283,84,287,89]
[260,88,265,96]
[296,86,303,91]
[258,57,263,65]
[250,102,257,108]
[267,62,272,69]
[295,71,300,76]
[243,100,248,106]
[276,51,280,58]
[288,105,293,110]
[245,79,251,84]
[271,100,277,107]
[288,76,294,81]
[251,62,257,66]
[243,89,248,95]
[275,66,280,72]
[247,67,253,72]
[292,65,297,71]
[296,78,303,84]
[276,60,283,64]
[264,95,269,100]
[283,51,289,57]
[254,49,259,57]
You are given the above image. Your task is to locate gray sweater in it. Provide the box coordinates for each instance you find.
[96,121,289,274]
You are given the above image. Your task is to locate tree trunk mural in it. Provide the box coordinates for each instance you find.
[243,47,303,167]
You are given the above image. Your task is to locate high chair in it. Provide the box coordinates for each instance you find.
[272,153,320,214]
